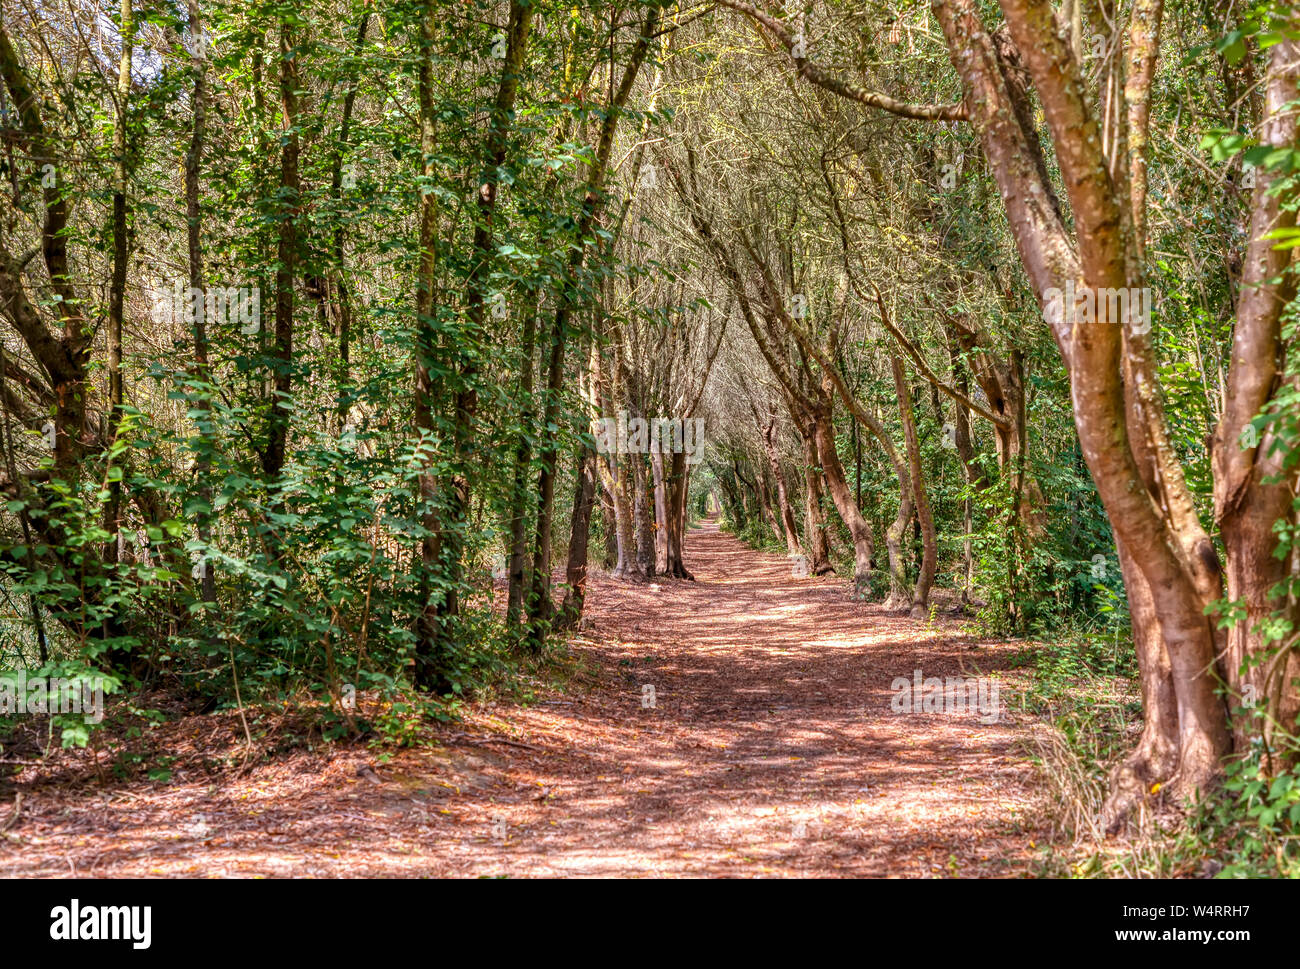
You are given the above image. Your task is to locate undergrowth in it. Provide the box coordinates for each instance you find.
[1019,632,1300,878]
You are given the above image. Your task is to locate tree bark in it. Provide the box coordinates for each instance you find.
[756,404,802,555]
[663,448,694,578]
[798,432,834,575]
[262,19,300,482]
[104,0,132,567]
[892,357,936,616]
[506,306,538,627]
[412,2,446,691]
[652,450,668,572]
[183,0,216,605]
[435,0,534,651]
[809,401,873,596]
[557,446,597,629]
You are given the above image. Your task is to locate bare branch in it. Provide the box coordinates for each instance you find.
[713,0,968,122]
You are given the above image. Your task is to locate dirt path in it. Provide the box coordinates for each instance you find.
[1,519,1046,877]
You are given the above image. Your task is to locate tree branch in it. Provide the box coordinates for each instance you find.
[713,0,968,122]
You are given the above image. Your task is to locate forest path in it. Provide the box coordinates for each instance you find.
[1,518,1046,877]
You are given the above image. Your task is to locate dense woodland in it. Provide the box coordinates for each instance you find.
[1,0,1300,875]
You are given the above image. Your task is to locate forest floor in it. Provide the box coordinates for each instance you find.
[1,518,1051,877]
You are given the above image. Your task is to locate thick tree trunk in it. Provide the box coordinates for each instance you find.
[1211,27,1300,757]
[557,446,598,629]
[810,405,873,596]
[799,433,834,575]
[1105,538,1181,828]
[0,25,94,471]
[986,0,1232,794]
[663,449,694,579]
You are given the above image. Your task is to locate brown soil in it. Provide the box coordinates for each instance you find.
[0,518,1047,877]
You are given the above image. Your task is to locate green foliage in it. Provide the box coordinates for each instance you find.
[0,0,671,756]
[1016,632,1140,767]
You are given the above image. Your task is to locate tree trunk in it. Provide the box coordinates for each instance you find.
[435,0,534,656]
[892,357,936,616]
[758,405,802,554]
[506,307,538,626]
[651,450,669,572]
[184,0,216,606]
[971,0,1231,794]
[262,19,299,482]
[557,446,598,629]
[412,2,447,691]
[664,448,694,578]
[104,0,132,566]
[632,453,656,576]
[810,404,873,595]
[598,477,617,569]
[799,433,834,575]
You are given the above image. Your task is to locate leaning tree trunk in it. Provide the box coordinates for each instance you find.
[799,434,834,575]
[810,404,873,596]
[758,407,803,554]
[755,464,780,539]
[983,0,1232,797]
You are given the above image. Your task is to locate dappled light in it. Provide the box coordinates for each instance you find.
[0,0,1295,890]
